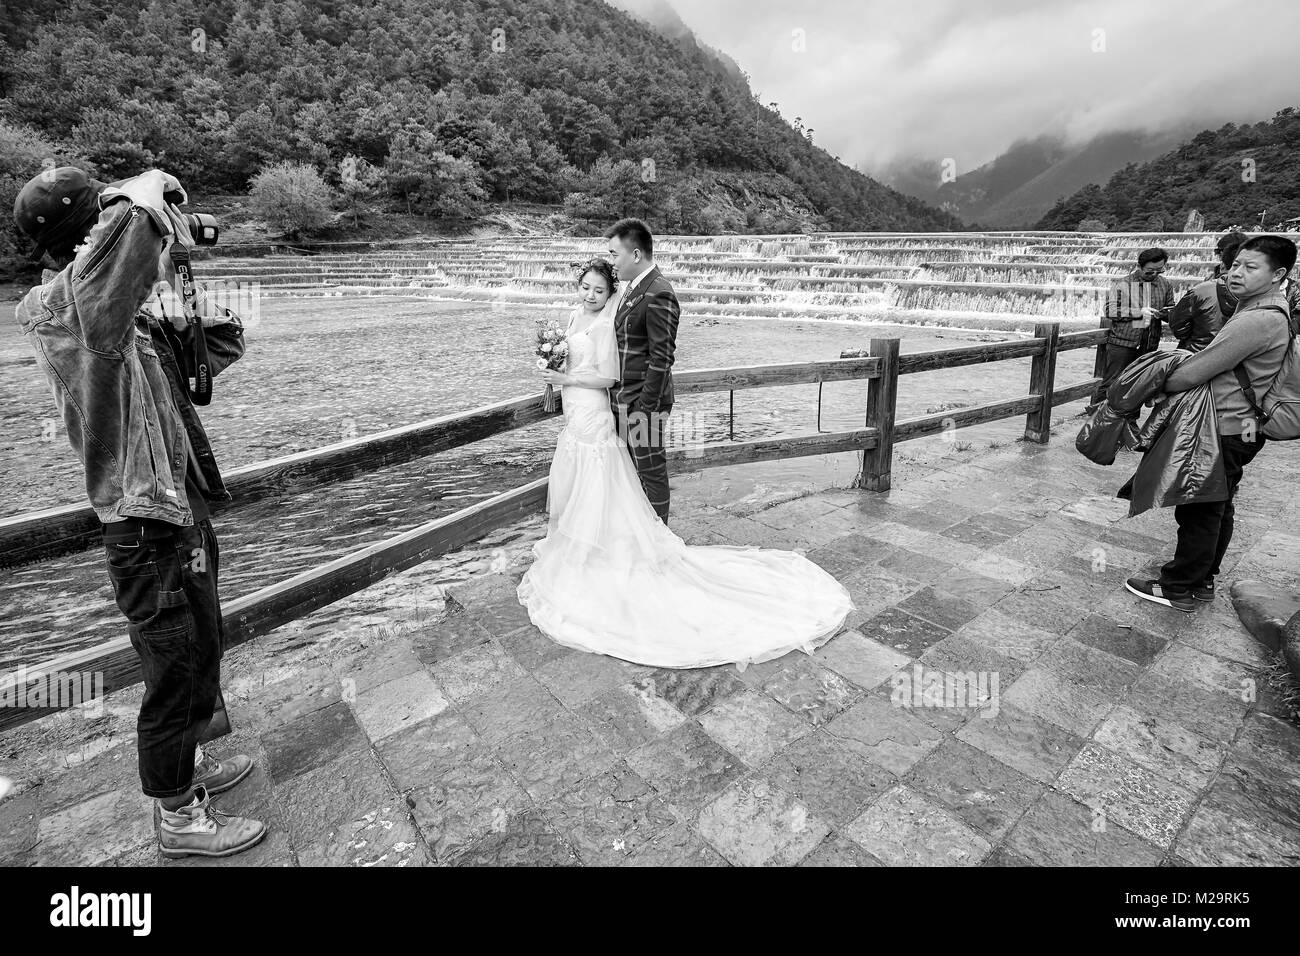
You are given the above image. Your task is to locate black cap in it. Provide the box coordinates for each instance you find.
[13,166,109,262]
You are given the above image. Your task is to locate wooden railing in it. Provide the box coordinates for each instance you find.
[0,322,1104,731]
[849,322,1103,489]
[0,357,882,568]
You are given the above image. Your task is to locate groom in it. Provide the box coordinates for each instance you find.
[605,218,680,525]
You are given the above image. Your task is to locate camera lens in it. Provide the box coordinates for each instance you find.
[184,213,219,246]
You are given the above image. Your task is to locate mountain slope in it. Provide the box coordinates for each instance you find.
[979,128,1193,227]
[882,127,1197,227]
[606,0,746,85]
[936,137,1066,223]
[1036,108,1300,231]
[0,0,960,246]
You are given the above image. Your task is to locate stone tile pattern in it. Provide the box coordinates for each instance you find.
[3,439,1298,867]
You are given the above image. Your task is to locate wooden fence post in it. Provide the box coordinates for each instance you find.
[1024,321,1060,443]
[1091,314,1109,405]
[860,338,899,491]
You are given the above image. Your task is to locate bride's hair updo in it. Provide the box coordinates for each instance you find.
[570,257,617,294]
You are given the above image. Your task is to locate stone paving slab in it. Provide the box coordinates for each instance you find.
[2,435,1298,866]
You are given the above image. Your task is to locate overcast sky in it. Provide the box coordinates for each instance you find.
[670,0,1300,173]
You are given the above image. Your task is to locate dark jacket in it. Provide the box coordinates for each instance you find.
[1078,350,1179,467]
[1103,269,1176,351]
[1167,279,1236,352]
[14,200,244,524]
[1107,349,1185,416]
[1075,405,1138,466]
[1106,351,1227,516]
[612,265,679,413]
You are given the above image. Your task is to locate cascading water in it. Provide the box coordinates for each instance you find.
[190,231,1240,329]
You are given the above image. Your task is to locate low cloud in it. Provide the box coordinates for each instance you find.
[671,0,1298,171]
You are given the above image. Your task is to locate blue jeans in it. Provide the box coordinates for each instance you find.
[103,518,229,798]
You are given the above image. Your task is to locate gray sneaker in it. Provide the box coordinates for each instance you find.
[192,746,254,796]
[155,784,266,859]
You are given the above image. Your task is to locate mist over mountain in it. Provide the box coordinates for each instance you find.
[879,126,1198,228]
[604,0,749,89]
[1037,108,1300,231]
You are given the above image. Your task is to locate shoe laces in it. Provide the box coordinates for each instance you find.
[163,795,232,834]
[194,802,234,833]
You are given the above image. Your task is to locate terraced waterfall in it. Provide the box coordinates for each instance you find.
[193,231,1224,331]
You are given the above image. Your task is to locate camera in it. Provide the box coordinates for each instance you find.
[177,211,219,246]
[162,188,219,245]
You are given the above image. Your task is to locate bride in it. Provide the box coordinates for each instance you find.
[516,258,854,669]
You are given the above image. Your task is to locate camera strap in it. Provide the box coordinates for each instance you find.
[168,245,212,406]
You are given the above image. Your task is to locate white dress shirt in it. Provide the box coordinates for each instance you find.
[616,263,654,310]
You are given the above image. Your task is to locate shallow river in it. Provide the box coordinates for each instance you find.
[0,294,1094,669]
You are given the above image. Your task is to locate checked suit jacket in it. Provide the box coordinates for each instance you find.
[611,265,680,414]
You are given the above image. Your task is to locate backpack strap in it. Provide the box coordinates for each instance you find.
[1232,303,1292,425]
[1233,364,1269,423]
[1215,282,1237,320]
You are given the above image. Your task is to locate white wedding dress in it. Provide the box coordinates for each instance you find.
[516,302,855,669]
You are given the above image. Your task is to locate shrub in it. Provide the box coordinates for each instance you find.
[249,162,335,237]
[563,191,604,220]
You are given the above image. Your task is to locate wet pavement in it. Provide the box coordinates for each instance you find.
[3,429,1297,867]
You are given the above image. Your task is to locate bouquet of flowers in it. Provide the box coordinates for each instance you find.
[535,316,569,412]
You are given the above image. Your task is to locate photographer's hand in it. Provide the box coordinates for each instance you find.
[101,169,184,211]
[160,203,196,252]
[100,170,191,245]
[99,176,157,209]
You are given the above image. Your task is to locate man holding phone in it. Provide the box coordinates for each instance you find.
[1090,247,1177,408]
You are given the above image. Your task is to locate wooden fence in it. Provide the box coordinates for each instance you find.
[0,322,1105,731]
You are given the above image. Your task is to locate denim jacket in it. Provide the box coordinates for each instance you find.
[14,199,245,525]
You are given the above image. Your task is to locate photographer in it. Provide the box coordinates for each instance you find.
[13,166,265,858]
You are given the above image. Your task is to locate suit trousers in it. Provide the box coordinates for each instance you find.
[610,392,671,524]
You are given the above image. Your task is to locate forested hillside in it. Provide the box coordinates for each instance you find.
[1035,108,1300,231]
[0,0,959,269]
